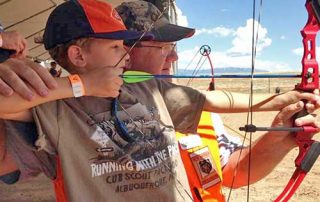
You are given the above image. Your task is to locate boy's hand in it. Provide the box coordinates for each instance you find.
[1,31,27,56]
[0,58,58,100]
[81,67,123,98]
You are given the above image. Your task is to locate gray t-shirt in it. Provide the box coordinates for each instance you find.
[31,79,205,202]
[4,121,56,180]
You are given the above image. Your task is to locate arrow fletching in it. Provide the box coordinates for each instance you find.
[122,71,154,83]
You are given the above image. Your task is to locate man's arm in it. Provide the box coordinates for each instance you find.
[0,29,57,100]
[203,90,320,113]
[222,101,319,188]
[0,58,58,100]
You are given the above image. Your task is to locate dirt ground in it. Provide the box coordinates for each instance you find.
[0,111,319,202]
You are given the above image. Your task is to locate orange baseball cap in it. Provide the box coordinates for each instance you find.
[43,0,154,49]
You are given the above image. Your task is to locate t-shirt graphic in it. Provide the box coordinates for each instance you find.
[88,103,180,193]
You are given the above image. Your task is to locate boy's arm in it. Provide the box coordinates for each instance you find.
[203,90,319,113]
[0,77,72,115]
[0,67,124,117]
[0,77,72,122]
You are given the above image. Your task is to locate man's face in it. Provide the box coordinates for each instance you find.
[82,38,129,72]
[128,41,178,75]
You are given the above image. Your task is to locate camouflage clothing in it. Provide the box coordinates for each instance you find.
[116,1,195,42]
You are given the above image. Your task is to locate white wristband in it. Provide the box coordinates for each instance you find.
[68,74,85,97]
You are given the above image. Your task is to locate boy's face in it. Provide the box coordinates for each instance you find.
[80,38,129,72]
[127,41,178,75]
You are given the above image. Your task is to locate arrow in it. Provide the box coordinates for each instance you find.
[121,70,302,83]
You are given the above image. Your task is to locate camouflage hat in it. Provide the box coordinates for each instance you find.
[116,1,195,42]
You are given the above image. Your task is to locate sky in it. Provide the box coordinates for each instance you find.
[175,0,311,72]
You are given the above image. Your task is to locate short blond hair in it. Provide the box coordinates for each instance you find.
[48,38,93,72]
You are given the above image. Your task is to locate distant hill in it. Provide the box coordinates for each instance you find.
[177,67,268,75]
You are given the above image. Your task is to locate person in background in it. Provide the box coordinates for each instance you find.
[49,61,62,77]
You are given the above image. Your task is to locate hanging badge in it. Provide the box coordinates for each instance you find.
[189,147,221,189]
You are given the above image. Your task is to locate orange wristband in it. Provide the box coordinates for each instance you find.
[68,74,85,97]
[0,33,3,47]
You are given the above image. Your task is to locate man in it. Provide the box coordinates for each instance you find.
[116,1,320,201]
[0,1,319,202]
[116,1,240,200]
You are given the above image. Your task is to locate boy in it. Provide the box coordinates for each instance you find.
[0,0,318,201]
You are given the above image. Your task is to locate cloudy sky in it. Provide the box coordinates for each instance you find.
[175,0,312,72]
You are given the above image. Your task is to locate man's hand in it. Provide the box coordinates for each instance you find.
[269,90,320,112]
[0,58,58,100]
[271,101,320,147]
[223,102,320,188]
[80,67,123,98]
[1,31,27,56]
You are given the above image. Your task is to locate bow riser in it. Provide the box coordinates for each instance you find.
[275,1,320,201]
[296,1,320,91]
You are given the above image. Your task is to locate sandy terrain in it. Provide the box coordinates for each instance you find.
[0,110,319,202]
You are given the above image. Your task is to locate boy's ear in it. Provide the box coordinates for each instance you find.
[67,45,87,67]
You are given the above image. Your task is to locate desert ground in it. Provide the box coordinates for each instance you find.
[0,77,319,202]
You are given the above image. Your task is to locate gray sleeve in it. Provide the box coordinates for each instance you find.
[157,80,206,134]
[32,101,61,155]
[4,121,56,181]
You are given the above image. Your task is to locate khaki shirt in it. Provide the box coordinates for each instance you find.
[32,79,205,202]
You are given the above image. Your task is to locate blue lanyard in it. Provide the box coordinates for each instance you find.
[111,98,135,143]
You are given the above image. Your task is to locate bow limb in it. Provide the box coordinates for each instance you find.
[198,45,215,91]
[207,51,215,91]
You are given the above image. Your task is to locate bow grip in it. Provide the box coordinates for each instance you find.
[297,141,320,172]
